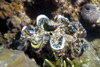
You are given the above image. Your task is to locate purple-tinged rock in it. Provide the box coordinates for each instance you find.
[81,4,100,24]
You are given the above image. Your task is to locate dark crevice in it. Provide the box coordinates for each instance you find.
[0,18,9,34]
[70,0,77,5]
[23,0,59,20]
[5,0,12,3]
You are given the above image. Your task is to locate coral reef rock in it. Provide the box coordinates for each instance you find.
[7,16,23,33]
[0,49,38,67]
[81,4,100,24]
[0,0,18,19]
[80,30,100,67]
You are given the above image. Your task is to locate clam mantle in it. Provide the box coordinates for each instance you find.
[17,14,89,58]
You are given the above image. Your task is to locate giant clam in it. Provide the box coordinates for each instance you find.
[16,14,89,58]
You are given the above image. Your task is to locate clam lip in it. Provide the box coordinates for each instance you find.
[57,15,64,22]
[74,21,87,37]
[21,26,32,33]
[36,14,49,25]
[57,15,64,19]
[21,26,27,33]
[57,15,70,23]
[83,42,89,51]
[17,26,28,41]
[50,36,65,51]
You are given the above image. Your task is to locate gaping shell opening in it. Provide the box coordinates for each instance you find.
[43,20,59,31]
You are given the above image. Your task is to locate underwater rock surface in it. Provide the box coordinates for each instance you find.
[0,0,100,67]
[81,4,100,24]
[0,49,38,67]
[80,31,100,67]
[0,0,18,19]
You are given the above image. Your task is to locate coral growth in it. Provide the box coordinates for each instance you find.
[0,0,18,19]
[81,4,100,24]
[80,3,100,30]
[7,16,22,33]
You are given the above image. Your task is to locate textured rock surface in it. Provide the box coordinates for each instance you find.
[81,4,100,24]
[0,0,17,19]
[79,30,100,67]
[0,49,39,67]
[7,16,22,33]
